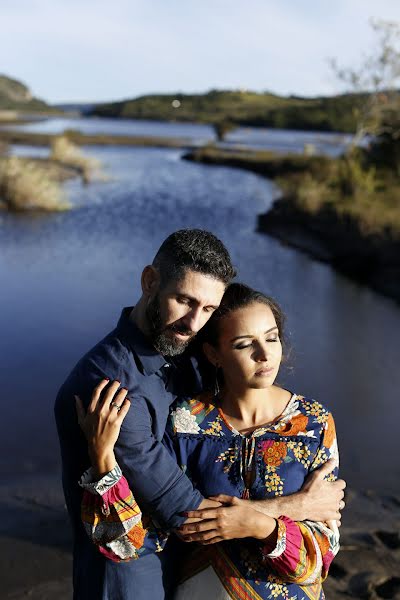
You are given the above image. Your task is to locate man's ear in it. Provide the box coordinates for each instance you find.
[141,266,160,297]
[203,342,219,367]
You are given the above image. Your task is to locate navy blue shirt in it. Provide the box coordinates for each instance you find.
[55,307,204,600]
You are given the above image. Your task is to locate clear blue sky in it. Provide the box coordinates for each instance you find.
[2,0,400,103]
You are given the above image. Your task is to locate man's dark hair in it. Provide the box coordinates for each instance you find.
[153,229,236,287]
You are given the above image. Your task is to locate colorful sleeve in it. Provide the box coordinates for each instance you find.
[260,412,340,585]
[79,463,147,562]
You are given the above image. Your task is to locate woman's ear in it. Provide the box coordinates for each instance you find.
[203,342,219,367]
[141,266,160,297]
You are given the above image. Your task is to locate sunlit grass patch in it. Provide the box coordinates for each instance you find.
[0,156,70,211]
[50,136,104,183]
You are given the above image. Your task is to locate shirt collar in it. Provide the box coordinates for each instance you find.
[116,307,167,376]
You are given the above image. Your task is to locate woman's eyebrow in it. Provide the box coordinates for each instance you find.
[230,326,278,342]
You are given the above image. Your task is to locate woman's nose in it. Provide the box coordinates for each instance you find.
[254,342,269,362]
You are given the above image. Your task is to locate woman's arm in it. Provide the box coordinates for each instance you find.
[75,382,218,561]
[181,412,341,585]
[80,464,148,562]
[259,411,340,584]
[76,381,161,562]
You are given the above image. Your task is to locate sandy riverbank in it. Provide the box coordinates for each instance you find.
[2,473,399,600]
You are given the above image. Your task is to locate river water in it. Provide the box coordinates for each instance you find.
[0,120,399,495]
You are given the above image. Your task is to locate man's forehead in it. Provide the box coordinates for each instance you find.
[168,270,226,301]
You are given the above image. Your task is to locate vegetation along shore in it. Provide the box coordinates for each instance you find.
[184,145,400,303]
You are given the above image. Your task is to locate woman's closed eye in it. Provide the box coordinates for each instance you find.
[234,336,279,350]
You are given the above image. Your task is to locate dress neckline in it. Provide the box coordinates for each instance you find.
[218,393,298,437]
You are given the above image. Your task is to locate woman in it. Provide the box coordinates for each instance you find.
[78,283,340,599]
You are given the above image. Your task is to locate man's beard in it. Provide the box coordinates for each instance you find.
[146,294,196,356]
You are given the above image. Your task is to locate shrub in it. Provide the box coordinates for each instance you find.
[50,136,102,183]
[0,156,69,211]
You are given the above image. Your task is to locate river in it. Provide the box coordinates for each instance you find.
[0,119,398,495]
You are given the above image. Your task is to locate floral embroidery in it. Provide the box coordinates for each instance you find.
[265,468,284,496]
[260,440,287,467]
[240,546,261,577]
[291,441,312,467]
[276,413,309,436]
[301,399,330,425]
[216,446,237,473]
[266,576,290,598]
[312,446,329,468]
[171,406,201,434]
[203,414,224,436]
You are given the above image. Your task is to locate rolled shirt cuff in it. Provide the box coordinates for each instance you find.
[262,518,287,558]
[79,463,123,496]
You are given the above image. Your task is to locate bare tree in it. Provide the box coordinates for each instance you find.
[330,19,400,151]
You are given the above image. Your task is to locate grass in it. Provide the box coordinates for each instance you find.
[277,157,400,238]
[50,136,103,183]
[184,145,400,239]
[0,156,70,212]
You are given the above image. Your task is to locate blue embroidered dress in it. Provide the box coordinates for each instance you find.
[81,392,340,600]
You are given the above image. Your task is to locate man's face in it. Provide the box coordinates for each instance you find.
[146,270,226,356]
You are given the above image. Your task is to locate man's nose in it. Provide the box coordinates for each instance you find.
[182,307,203,333]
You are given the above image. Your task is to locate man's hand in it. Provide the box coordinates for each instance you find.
[177,495,277,544]
[75,379,131,477]
[209,459,345,524]
[295,459,345,523]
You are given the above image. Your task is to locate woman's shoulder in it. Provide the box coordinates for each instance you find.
[295,394,334,421]
[169,391,222,436]
[273,393,335,438]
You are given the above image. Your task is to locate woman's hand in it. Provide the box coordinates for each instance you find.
[177,495,277,545]
[75,379,130,477]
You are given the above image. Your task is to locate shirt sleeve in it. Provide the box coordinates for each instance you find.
[260,411,340,585]
[114,394,203,529]
[79,464,149,562]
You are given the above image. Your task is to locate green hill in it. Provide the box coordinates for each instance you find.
[91,89,370,133]
[0,74,50,111]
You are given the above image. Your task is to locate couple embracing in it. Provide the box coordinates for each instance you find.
[55,228,345,600]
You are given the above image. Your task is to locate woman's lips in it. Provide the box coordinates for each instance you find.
[255,366,275,376]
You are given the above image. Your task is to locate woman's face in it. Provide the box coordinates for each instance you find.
[209,302,283,393]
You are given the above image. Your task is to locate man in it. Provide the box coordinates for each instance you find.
[55,229,345,600]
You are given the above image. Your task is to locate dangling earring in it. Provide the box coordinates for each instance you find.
[214,364,220,397]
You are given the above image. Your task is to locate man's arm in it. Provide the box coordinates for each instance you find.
[77,379,210,530]
[240,459,345,522]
